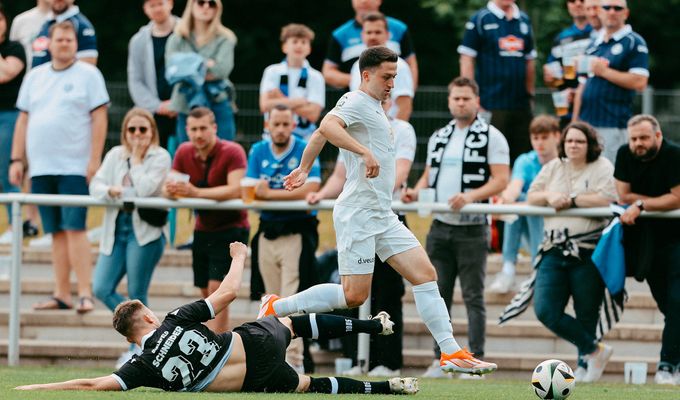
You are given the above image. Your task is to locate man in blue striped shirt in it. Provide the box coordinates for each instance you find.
[574,0,648,162]
[458,0,536,164]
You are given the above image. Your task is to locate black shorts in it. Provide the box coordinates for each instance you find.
[234,316,299,393]
[192,228,249,288]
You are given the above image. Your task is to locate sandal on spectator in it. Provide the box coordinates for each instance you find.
[23,221,39,238]
[76,296,95,314]
[33,296,72,310]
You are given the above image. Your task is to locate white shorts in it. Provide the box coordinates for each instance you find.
[334,205,421,275]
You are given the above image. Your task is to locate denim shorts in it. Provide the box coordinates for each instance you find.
[31,175,88,234]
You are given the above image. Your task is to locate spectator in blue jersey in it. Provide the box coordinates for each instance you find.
[31,0,97,68]
[9,0,50,69]
[543,0,593,128]
[574,0,648,163]
[323,0,417,89]
[259,24,325,142]
[166,0,238,143]
[458,0,536,164]
[489,115,561,294]
[128,0,179,149]
[246,105,321,373]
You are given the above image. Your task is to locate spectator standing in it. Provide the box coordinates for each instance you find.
[128,0,179,149]
[163,107,248,333]
[9,0,49,69]
[615,115,680,385]
[10,21,109,313]
[527,122,616,382]
[307,97,416,377]
[401,77,510,378]
[259,24,325,142]
[585,0,602,33]
[489,115,561,293]
[349,12,413,121]
[575,0,648,162]
[246,105,321,373]
[31,0,97,68]
[458,0,536,163]
[166,0,237,143]
[0,4,27,243]
[323,0,417,89]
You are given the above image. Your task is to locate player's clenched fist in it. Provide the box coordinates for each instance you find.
[362,151,380,178]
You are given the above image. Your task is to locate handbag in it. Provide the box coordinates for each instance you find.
[126,158,168,227]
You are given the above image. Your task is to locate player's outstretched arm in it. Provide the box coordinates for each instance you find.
[208,242,248,315]
[15,375,122,391]
[284,129,327,190]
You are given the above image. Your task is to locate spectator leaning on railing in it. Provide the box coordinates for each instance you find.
[10,20,109,314]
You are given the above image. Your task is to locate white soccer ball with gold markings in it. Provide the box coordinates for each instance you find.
[531,359,575,400]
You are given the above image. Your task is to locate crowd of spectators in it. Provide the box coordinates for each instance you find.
[2,0,679,386]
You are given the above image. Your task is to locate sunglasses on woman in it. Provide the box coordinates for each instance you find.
[127,126,149,134]
[196,0,217,8]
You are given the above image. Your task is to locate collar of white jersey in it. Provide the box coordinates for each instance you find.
[356,89,382,106]
[594,24,632,46]
[487,1,520,20]
[280,59,311,70]
[49,5,80,23]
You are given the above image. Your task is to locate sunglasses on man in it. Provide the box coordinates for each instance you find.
[601,5,626,11]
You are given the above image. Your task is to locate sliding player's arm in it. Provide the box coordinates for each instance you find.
[15,375,122,391]
[207,242,248,315]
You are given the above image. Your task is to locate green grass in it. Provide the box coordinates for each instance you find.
[1,366,676,399]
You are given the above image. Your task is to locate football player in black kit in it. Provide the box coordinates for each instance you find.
[15,242,418,395]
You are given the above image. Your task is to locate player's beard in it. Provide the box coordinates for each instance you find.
[272,135,291,150]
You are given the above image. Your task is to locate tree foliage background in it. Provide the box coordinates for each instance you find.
[4,0,679,88]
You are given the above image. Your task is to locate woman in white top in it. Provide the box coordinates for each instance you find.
[90,108,171,312]
[527,121,617,383]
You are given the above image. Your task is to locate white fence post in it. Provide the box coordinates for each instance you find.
[8,199,23,366]
[642,86,654,115]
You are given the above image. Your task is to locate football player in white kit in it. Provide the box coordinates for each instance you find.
[263,46,497,376]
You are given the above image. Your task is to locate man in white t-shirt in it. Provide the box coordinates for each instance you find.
[348,12,413,121]
[9,0,50,69]
[402,77,510,378]
[9,21,109,314]
[260,23,325,142]
[262,46,498,377]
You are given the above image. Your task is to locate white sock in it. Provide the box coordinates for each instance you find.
[501,261,516,277]
[412,281,461,355]
[273,284,348,316]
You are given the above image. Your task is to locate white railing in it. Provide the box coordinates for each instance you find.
[3,193,680,368]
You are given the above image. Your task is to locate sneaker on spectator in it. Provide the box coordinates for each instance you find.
[343,365,363,376]
[488,271,514,293]
[674,363,680,385]
[0,230,13,245]
[654,362,676,385]
[29,234,52,248]
[583,343,612,382]
[574,366,588,382]
[368,365,400,377]
[421,359,451,379]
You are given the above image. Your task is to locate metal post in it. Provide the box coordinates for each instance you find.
[642,86,654,115]
[357,295,371,373]
[8,200,23,366]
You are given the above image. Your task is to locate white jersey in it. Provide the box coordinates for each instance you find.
[349,57,413,119]
[328,90,395,211]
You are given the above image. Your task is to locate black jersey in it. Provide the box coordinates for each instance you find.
[113,299,233,391]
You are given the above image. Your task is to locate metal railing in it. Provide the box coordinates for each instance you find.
[5,193,680,369]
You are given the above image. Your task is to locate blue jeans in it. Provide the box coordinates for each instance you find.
[92,213,165,311]
[534,248,604,357]
[0,110,20,220]
[501,215,543,263]
[175,99,235,144]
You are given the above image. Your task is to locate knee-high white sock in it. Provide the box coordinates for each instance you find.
[412,281,461,355]
[273,283,348,316]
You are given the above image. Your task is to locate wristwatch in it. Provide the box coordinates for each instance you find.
[569,193,578,208]
[635,199,645,211]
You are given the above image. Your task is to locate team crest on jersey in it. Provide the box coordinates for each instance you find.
[611,43,623,55]
[32,36,49,52]
[261,159,269,169]
[336,95,348,108]
[288,157,299,169]
[499,35,525,56]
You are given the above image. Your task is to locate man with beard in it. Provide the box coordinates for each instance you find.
[615,114,680,385]
[163,107,249,334]
[31,0,97,67]
[245,105,321,373]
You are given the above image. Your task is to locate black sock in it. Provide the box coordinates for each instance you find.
[308,377,391,394]
[290,313,382,339]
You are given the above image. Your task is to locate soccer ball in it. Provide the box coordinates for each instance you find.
[531,359,575,399]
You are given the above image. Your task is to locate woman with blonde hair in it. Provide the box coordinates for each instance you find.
[166,0,238,144]
[90,108,170,315]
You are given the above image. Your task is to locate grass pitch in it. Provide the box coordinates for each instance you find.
[1,366,676,400]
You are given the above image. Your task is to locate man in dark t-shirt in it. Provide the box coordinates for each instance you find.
[614,114,680,385]
[15,242,418,395]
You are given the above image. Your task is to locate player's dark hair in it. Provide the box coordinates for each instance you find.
[530,115,561,135]
[187,106,216,123]
[559,121,603,163]
[447,76,479,97]
[48,20,77,39]
[361,11,388,30]
[358,46,397,73]
[113,300,145,339]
